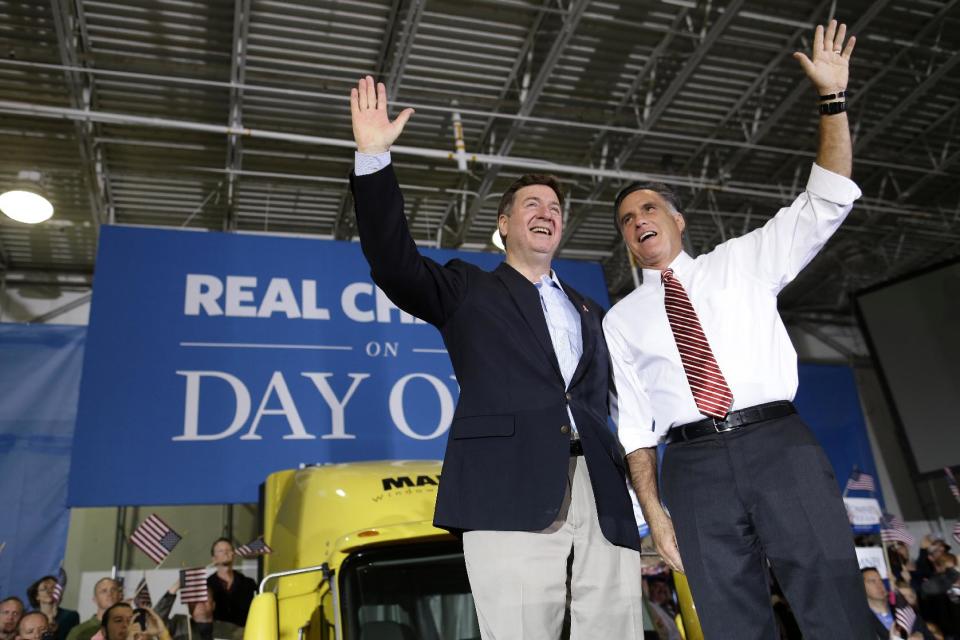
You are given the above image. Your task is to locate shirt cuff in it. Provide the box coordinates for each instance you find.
[617,422,661,454]
[355,150,392,176]
[807,163,862,205]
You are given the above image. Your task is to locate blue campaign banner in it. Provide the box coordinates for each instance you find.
[68,225,611,506]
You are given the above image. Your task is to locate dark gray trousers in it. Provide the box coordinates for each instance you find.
[661,413,876,639]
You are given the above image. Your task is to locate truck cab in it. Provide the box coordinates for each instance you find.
[244,460,480,640]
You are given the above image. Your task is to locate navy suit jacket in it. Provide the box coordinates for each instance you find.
[351,164,640,551]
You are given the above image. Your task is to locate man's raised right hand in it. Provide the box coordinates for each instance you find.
[350,75,415,155]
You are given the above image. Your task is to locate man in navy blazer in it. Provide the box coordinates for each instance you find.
[349,76,642,640]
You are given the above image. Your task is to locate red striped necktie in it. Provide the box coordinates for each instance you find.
[661,268,734,419]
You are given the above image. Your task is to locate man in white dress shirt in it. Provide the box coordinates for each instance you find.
[604,21,875,638]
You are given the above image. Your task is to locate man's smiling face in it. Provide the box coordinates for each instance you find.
[616,189,685,270]
[499,184,563,261]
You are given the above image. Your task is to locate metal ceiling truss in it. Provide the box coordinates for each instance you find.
[224,0,253,232]
[2,0,958,323]
[49,0,112,228]
[558,0,745,252]
[449,0,591,247]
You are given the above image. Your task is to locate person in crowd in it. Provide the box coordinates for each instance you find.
[153,581,214,640]
[14,612,50,640]
[890,541,916,585]
[348,71,644,639]
[642,577,681,640]
[98,604,132,640]
[863,568,933,639]
[0,597,24,640]
[26,576,79,640]
[924,621,945,640]
[603,19,875,638]
[915,537,950,591]
[898,581,921,609]
[65,579,122,640]
[206,538,255,629]
[124,608,170,640]
[920,552,960,637]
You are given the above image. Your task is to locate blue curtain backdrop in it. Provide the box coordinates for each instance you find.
[795,362,884,506]
[0,324,84,600]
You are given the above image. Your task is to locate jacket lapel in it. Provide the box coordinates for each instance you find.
[494,262,563,381]
[559,280,596,389]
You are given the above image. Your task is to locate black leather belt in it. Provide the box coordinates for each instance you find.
[570,438,583,457]
[665,401,796,444]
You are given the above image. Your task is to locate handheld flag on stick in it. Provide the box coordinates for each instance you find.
[179,568,208,604]
[236,537,273,558]
[130,514,181,565]
[894,606,916,635]
[946,467,959,503]
[51,568,67,603]
[880,513,916,547]
[133,577,153,609]
[845,470,875,493]
[953,521,960,545]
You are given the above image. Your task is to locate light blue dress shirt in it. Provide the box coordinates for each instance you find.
[537,273,583,437]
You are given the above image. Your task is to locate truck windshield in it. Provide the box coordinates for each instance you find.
[339,540,480,640]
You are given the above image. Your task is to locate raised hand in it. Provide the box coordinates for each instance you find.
[350,75,415,155]
[793,19,856,95]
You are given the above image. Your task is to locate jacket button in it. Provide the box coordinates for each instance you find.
[565,392,572,402]
[560,425,570,435]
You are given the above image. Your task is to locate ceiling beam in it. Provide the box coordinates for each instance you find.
[49,0,113,229]
[224,0,252,232]
[578,9,690,167]
[853,49,960,154]
[386,0,428,102]
[678,0,832,175]
[450,0,592,246]
[558,0,746,251]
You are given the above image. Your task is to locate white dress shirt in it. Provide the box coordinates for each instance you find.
[604,163,862,454]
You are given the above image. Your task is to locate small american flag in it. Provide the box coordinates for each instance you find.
[894,606,916,634]
[179,568,208,604]
[845,470,875,492]
[880,513,916,546]
[130,514,181,565]
[946,467,959,503]
[133,578,152,609]
[953,521,960,545]
[51,568,66,603]
[236,537,273,558]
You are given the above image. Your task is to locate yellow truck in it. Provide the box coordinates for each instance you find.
[244,459,703,640]
[245,460,480,640]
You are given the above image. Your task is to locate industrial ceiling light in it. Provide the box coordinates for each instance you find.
[0,170,54,224]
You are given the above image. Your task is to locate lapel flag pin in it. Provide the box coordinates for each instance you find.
[582,304,589,312]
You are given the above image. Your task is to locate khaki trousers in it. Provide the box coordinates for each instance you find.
[462,455,643,640]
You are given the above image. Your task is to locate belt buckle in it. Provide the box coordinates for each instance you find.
[711,416,735,433]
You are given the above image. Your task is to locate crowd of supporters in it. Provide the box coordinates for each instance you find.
[1,538,257,640]
[866,535,960,640]
[637,531,959,640]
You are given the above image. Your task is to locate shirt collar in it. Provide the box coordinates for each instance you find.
[536,270,564,291]
[640,251,693,287]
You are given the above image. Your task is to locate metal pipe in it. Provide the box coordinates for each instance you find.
[451,101,468,172]
[259,563,331,594]
[0,99,948,218]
